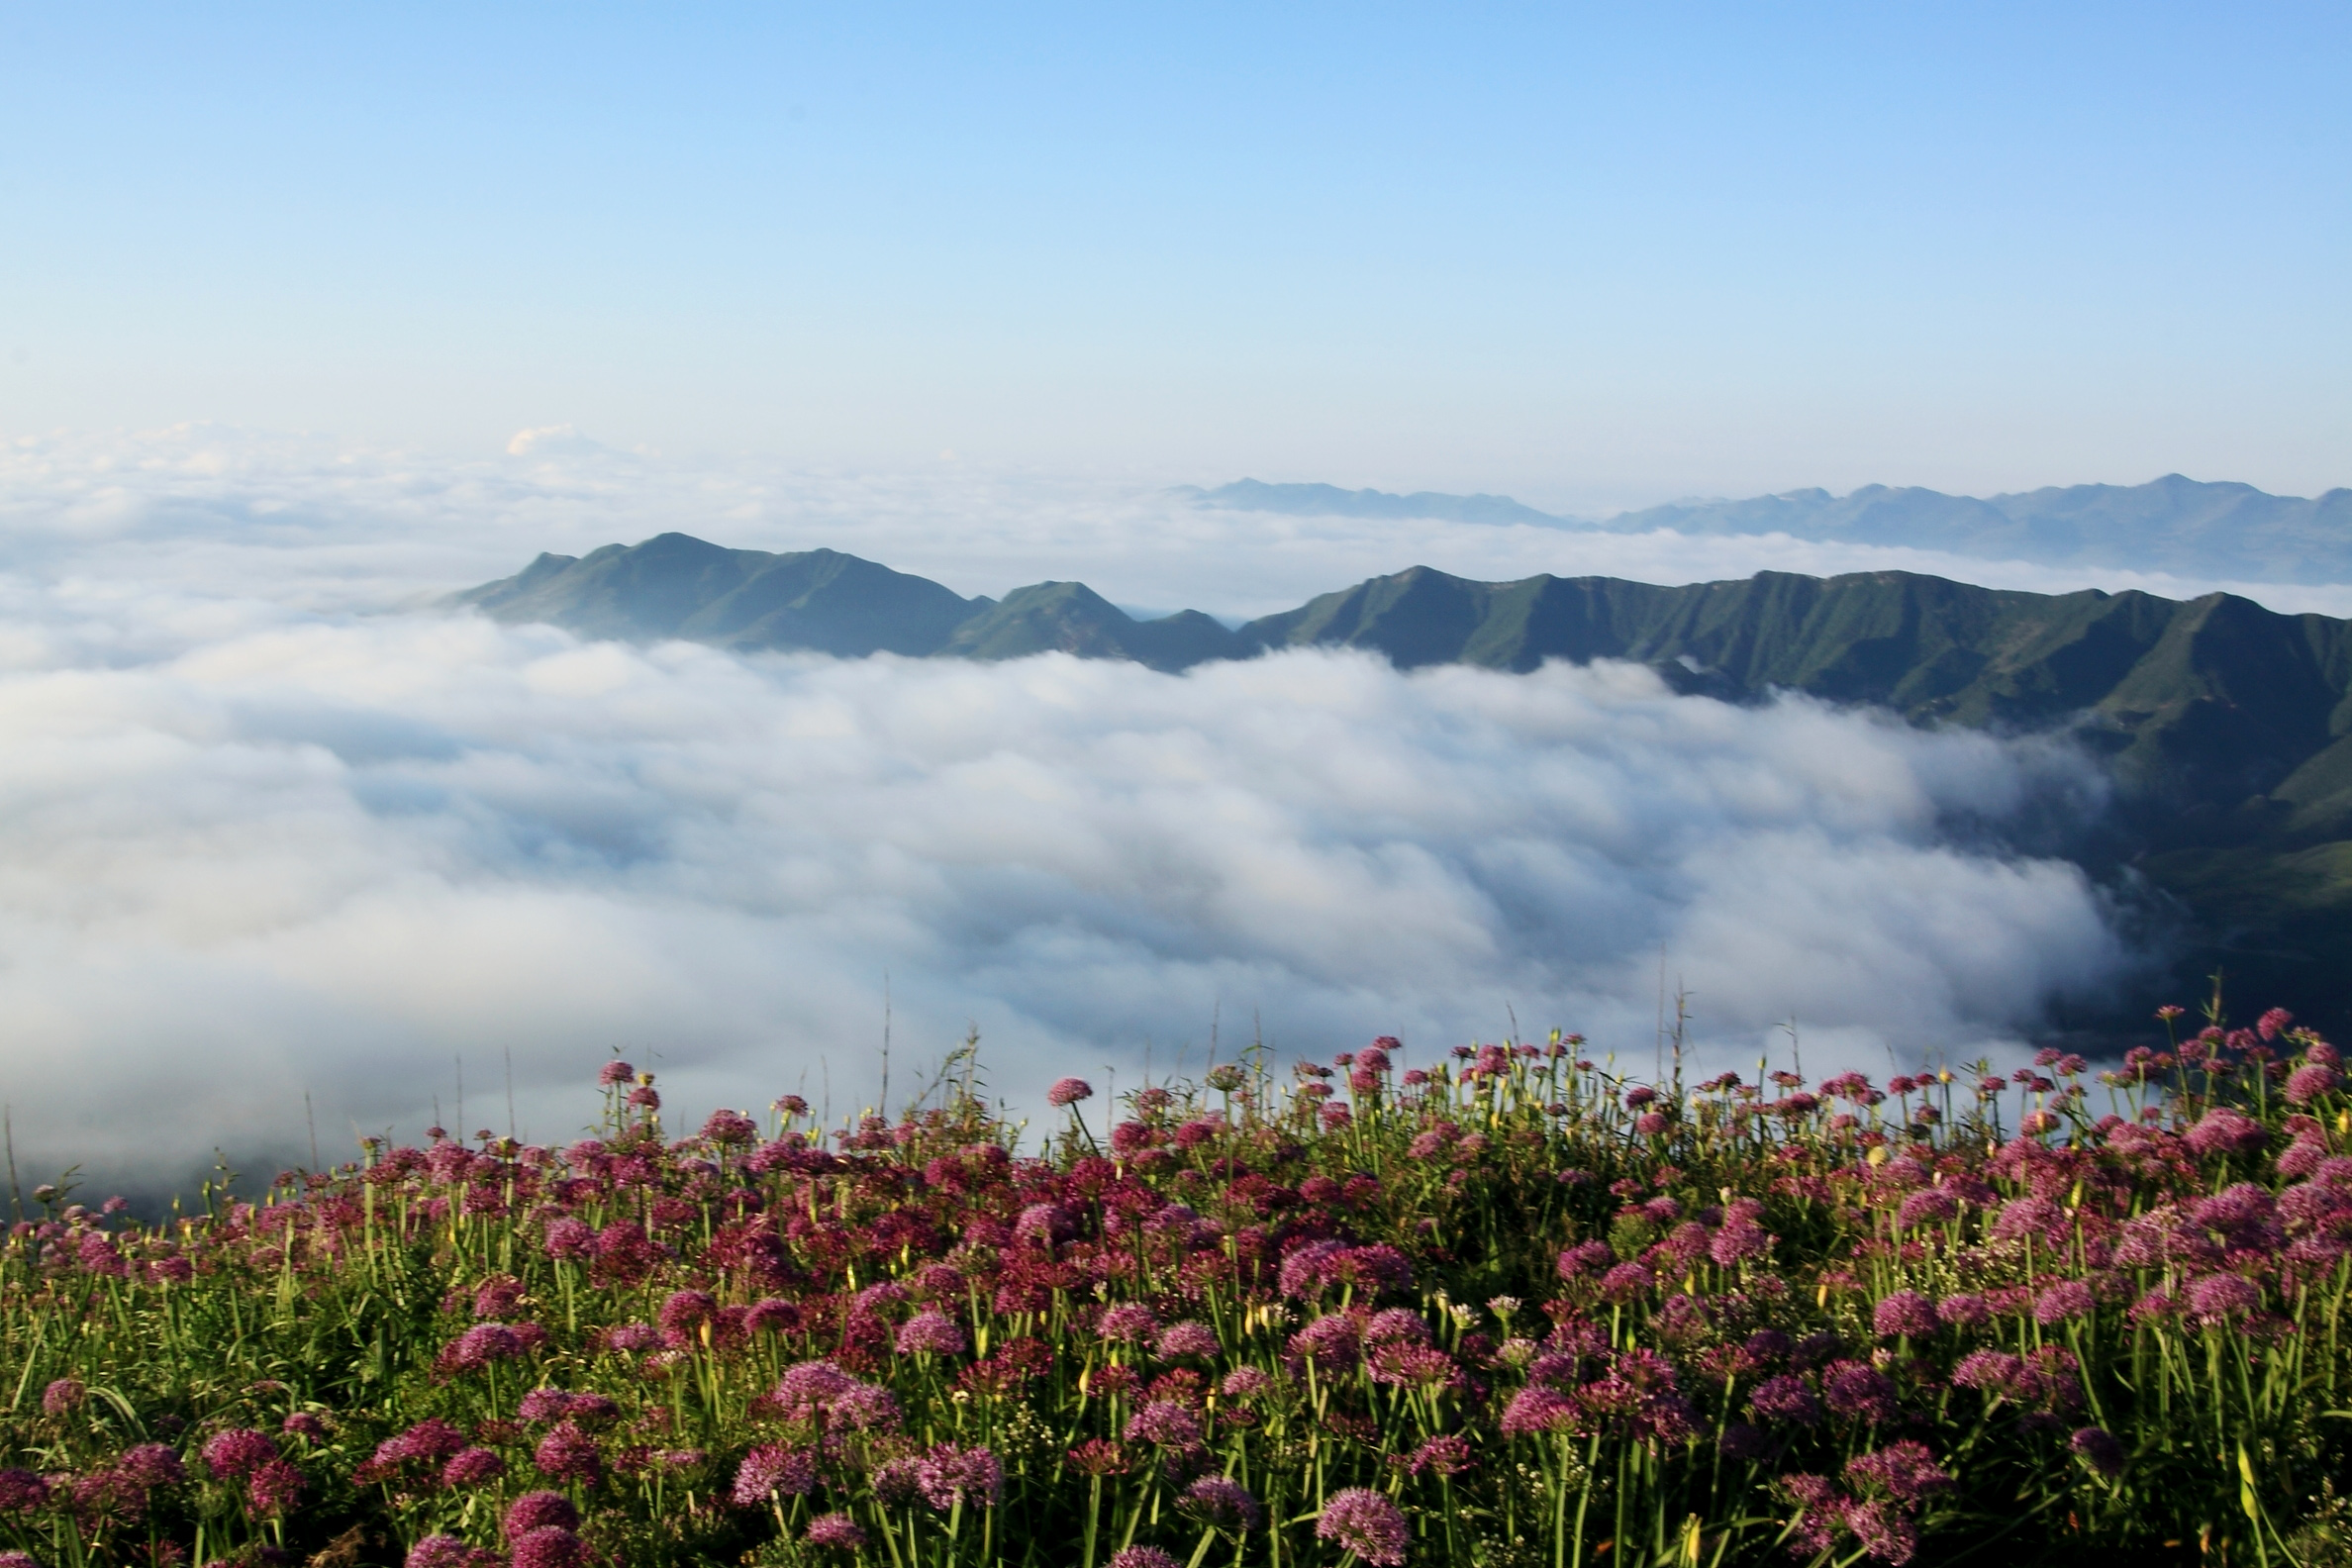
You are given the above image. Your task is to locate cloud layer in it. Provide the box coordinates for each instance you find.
[0,429,2167,1191]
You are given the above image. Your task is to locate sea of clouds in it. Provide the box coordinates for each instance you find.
[0,425,2294,1193]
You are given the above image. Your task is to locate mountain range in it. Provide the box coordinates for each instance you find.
[457,533,2352,1036]
[1187,474,2352,584]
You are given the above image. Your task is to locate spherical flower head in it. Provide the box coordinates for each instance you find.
[509,1526,588,1568]
[0,1469,49,1513]
[1844,1439,1952,1503]
[599,1060,636,1087]
[626,1085,660,1111]
[1123,1400,1205,1449]
[732,1444,817,1506]
[700,1108,758,1145]
[541,1218,593,1261]
[533,1421,603,1485]
[441,1447,506,1489]
[1501,1386,1578,1436]
[2185,1106,2266,1159]
[1749,1374,1822,1426]
[1220,1366,1272,1398]
[1316,1487,1409,1567]
[2286,1064,2342,1104]
[41,1379,83,1417]
[658,1290,718,1337]
[1179,1474,1262,1532]
[1098,1303,1160,1343]
[2188,1273,2263,1319]
[2033,1280,2097,1325]
[201,1428,278,1482]
[116,1442,187,1490]
[1821,1361,1900,1424]
[915,1443,1002,1511]
[1599,1261,1654,1303]
[281,1412,329,1442]
[1872,1291,1938,1338]
[1108,1550,1182,1568]
[896,1311,968,1356]
[1153,1321,1221,1360]
[518,1388,576,1423]
[499,1493,579,1541]
[805,1513,868,1550]
[406,1535,483,1568]
[1047,1078,1094,1108]
[444,1323,524,1373]
[2069,1426,2126,1476]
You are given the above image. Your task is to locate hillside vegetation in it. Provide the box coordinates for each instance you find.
[1,1008,2347,1566]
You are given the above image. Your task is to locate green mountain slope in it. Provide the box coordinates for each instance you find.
[456,536,2352,1030]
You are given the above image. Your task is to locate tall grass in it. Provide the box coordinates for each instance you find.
[0,1007,2346,1567]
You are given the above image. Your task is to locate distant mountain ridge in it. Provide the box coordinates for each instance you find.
[454,533,2352,1036]
[1188,474,2352,584]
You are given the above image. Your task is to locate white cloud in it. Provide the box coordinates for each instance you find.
[0,430,2171,1193]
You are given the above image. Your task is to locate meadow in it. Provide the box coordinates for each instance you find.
[0,1005,2345,1568]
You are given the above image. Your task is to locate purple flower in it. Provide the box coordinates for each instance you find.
[376,1419,466,1467]
[406,1536,483,1568]
[1220,1367,1272,1398]
[658,1290,718,1338]
[202,1428,278,1481]
[504,1492,581,1537]
[915,1443,1002,1510]
[700,1108,759,1144]
[509,1526,588,1568]
[1749,1374,1821,1426]
[1821,1361,1900,1423]
[246,1457,305,1517]
[1278,1239,1348,1299]
[1180,1474,1262,1531]
[1046,1078,1094,1107]
[1154,1321,1222,1360]
[1935,1293,1989,1327]
[897,1312,968,1355]
[1844,1439,1951,1503]
[1316,1487,1410,1567]
[1872,1291,1938,1338]
[1599,1262,1654,1302]
[442,1323,525,1373]
[2033,1280,2096,1324]
[1124,1401,1204,1448]
[41,1379,83,1416]
[1895,1188,1958,1228]
[2185,1106,2266,1159]
[1501,1386,1579,1436]
[281,1413,329,1441]
[2188,1273,2263,1319]
[2286,1064,2341,1104]
[1846,1499,1918,1566]
[116,1443,187,1489]
[805,1513,868,1550]
[518,1388,576,1422]
[1108,1551,1181,1568]
[733,1443,818,1505]
[1098,1303,1160,1343]
[2070,1425,2126,1476]
[1710,1221,1772,1264]
[533,1421,603,1485]
[542,1218,593,1260]
[0,1470,48,1513]
[441,1447,505,1489]
[599,1060,637,1086]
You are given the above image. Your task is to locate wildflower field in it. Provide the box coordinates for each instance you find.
[2,1008,2349,1568]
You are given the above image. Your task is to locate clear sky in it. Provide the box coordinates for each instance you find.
[1,2,2344,511]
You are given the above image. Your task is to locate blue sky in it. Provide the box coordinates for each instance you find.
[1,2,2344,509]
